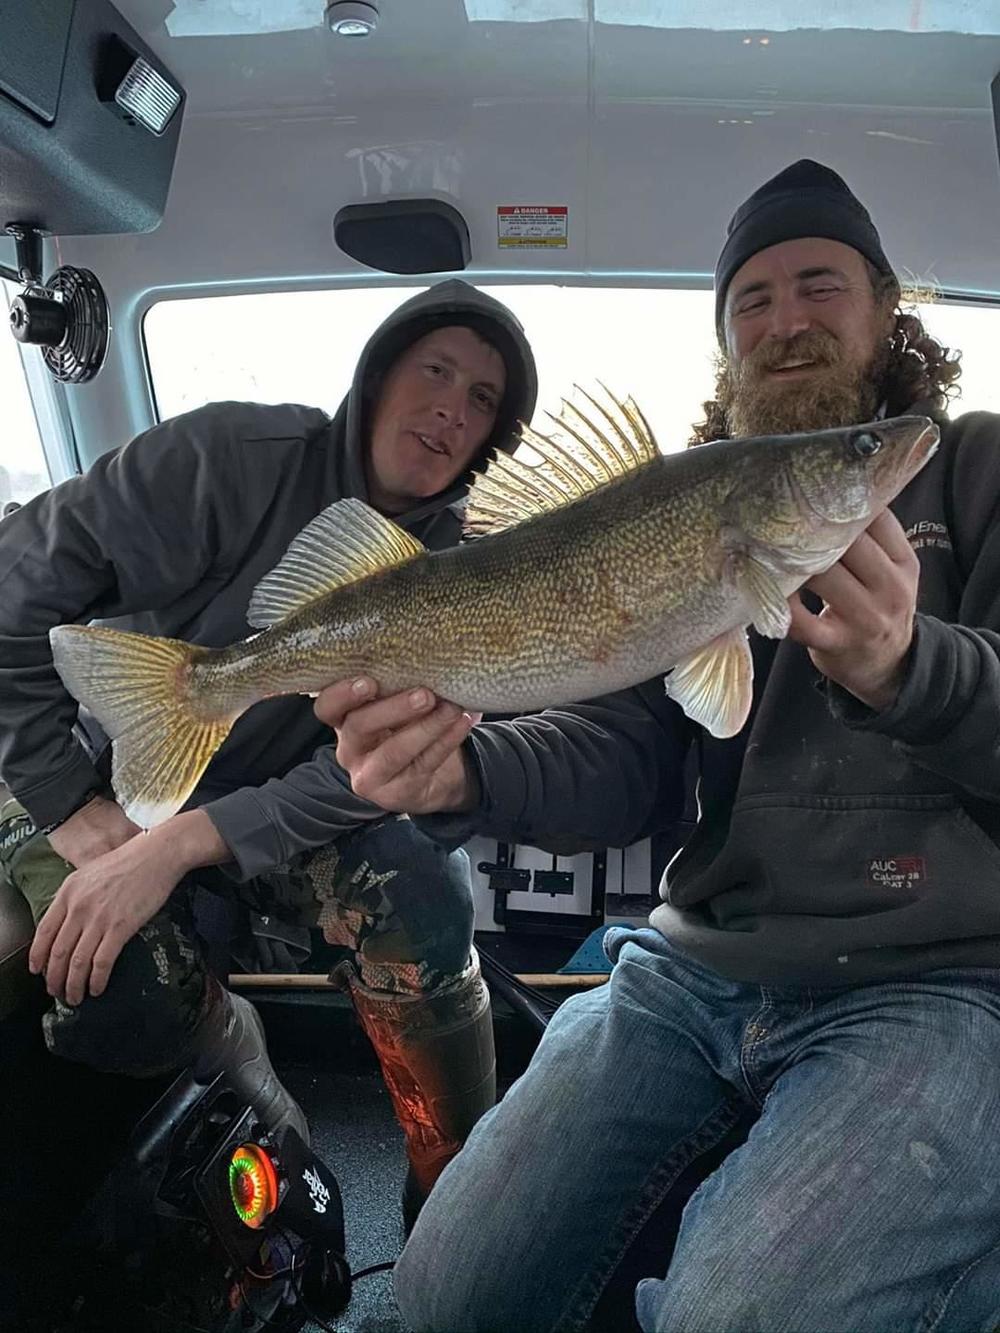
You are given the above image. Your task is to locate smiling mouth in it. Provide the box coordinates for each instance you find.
[768,359,820,376]
[413,431,449,456]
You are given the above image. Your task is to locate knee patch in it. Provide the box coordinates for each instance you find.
[43,914,209,1076]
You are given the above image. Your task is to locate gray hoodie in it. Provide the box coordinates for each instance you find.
[0,279,537,878]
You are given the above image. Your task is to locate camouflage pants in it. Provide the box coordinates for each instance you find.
[0,797,474,1077]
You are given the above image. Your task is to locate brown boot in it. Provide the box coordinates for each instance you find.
[346,949,496,1227]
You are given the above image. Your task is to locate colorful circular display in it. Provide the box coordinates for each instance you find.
[228,1143,279,1229]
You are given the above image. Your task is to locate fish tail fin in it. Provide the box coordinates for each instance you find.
[49,624,238,827]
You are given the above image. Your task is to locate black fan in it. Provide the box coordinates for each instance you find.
[3,224,110,383]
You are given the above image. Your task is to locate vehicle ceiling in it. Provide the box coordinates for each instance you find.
[49,1,1000,296]
[5,2,1000,451]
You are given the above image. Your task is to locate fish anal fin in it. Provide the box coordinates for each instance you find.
[464,384,660,537]
[248,497,426,629]
[664,627,754,738]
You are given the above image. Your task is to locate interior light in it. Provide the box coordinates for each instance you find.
[326,1,379,35]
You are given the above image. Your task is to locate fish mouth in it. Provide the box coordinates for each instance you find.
[910,418,941,465]
[412,430,450,457]
[875,415,940,479]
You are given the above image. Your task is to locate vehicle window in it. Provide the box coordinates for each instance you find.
[143,286,1000,452]
[144,286,719,453]
[0,284,51,507]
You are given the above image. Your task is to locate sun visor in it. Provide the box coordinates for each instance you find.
[0,1,185,236]
[333,199,471,274]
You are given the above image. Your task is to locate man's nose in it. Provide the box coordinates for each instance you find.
[433,387,466,430]
[766,291,812,341]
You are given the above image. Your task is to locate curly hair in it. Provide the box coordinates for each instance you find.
[690,267,963,446]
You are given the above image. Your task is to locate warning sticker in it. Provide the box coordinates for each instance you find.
[498,205,568,249]
[865,856,928,891]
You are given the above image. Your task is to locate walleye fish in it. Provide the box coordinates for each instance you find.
[49,390,938,827]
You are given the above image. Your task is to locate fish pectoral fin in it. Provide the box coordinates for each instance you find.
[247,498,426,629]
[729,552,792,639]
[664,627,754,738]
[464,384,660,537]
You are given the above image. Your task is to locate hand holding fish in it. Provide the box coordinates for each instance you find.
[316,677,481,815]
[30,809,230,1004]
[787,509,920,711]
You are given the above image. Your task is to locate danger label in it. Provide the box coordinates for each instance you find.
[865,856,928,890]
[498,205,568,248]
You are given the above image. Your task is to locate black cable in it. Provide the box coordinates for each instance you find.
[481,950,560,1013]
[351,1259,396,1280]
[130,1234,395,1333]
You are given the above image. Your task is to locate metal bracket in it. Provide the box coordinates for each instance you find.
[533,869,574,897]
[478,844,530,927]
[480,844,608,938]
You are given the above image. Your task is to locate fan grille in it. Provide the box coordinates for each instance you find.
[40,267,110,384]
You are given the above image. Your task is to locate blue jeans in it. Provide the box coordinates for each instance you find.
[396,927,1000,1332]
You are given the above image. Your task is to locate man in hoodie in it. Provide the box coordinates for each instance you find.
[0,279,538,1221]
[320,164,1000,1330]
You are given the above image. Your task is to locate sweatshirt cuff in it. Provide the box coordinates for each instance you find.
[413,731,519,848]
[826,614,969,745]
[200,789,285,882]
[14,750,104,830]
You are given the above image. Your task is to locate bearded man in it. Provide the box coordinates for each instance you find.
[321,161,1000,1333]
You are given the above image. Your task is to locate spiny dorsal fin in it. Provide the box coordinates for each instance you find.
[464,384,660,537]
[247,497,426,629]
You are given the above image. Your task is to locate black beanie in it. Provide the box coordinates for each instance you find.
[714,160,895,332]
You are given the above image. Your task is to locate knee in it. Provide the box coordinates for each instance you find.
[356,823,474,970]
[44,916,207,1075]
[394,1210,520,1333]
[636,1260,831,1333]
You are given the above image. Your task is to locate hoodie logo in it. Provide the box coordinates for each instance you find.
[865,856,928,890]
[905,520,952,554]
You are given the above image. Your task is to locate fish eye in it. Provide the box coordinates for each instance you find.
[850,430,883,458]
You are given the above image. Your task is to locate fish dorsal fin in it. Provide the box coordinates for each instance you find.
[464,384,660,537]
[247,497,426,629]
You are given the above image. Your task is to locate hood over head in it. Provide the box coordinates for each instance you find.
[332,280,538,520]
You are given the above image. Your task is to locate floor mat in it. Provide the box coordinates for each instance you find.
[276,1062,406,1333]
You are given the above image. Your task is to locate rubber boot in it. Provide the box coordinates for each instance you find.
[346,949,496,1232]
[189,979,310,1146]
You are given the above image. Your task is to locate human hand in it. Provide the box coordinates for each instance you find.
[787,510,919,711]
[30,809,229,1005]
[315,678,481,815]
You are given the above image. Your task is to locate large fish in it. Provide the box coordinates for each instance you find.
[49,391,938,827]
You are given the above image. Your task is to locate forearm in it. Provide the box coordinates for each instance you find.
[143,807,234,877]
[416,683,691,853]
[200,747,388,881]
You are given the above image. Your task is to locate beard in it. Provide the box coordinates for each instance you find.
[718,328,890,438]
